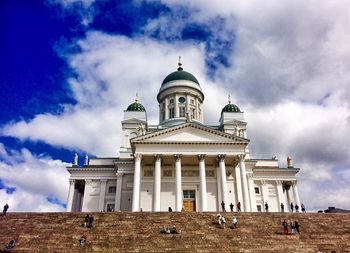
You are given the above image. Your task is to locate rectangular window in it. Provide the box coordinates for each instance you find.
[257,205,262,212]
[190,99,194,105]
[183,190,195,199]
[179,107,186,117]
[191,108,196,119]
[169,98,174,104]
[108,186,116,194]
[162,110,165,121]
[169,107,175,118]
[255,187,260,194]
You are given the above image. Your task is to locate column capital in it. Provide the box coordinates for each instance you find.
[100,179,108,183]
[291,180,297,186]
[116,172,124,178]
[276,180,283,185]
[261,180,267,186]
[247,173,254,179]
[174,154,182,161]
[217,154,226,162]
[69,179,75,185]
[85,179,93,185]
[197,154,206,161]
[154,154,162,161]
[238,154,246,161]
[134,153,142,159]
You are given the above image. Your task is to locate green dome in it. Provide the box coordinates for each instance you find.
[221,103,240,113]
[126,102,146,112]
[162,67,199,86]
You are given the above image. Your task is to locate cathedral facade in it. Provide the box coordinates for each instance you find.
[66,62,301,213]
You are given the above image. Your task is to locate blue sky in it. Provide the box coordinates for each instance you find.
[1,0,350,211]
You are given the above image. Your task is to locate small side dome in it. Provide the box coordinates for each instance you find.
[221,95,240,113]
[126,95,146,111]
[126,102,146,112]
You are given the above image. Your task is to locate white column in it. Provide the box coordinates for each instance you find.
[174,155,182,212]
[218,155,228,208]
[198,154,207,212]
[98,179,107,211]
[66,179,75,212]
[132,154,142,212]
[175,94,179,117]
[247,174,257,212]
[239,155,251,212]
[261,180,269,210]
[82,179,92,212]
[276,181,285,212]
[234,161,243,211]
[292,181,301,207]
[115,173,123,211]
[165,97,169,120]
[287,185,294,212]
[216,162,222,211]
[153,154,162,211]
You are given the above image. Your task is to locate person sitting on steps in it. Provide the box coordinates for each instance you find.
[80,233,87,246]
[220,216,226,229]
[5,239,16,250]
[231,216,238,229]
[160,225,171,234]
[171,225,181,234]
[216,213,222,225]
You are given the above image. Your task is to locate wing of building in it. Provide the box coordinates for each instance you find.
[66,61,301,213]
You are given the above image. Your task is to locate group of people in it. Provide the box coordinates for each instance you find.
[221,201,241,212]
[83,214,94,228]
[280,202,306,213]
[216,213,238,229]
[282,220,301,235]
[160,225,181,234]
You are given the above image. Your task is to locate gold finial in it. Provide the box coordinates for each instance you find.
[228,94,231,104]
[177,56,183,71]
[135,93,139,103]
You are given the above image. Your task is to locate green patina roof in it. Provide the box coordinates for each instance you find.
[161,67,200,86]
[126,102,146,112]
[221,103,241,113]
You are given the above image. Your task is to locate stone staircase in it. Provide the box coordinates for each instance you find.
[0,212,349,252]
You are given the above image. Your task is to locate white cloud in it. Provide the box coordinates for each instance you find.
[2,33,207,156]
[0,144,70,212]
[47,0,96,26]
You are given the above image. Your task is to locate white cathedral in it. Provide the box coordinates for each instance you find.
[66,60,301,213]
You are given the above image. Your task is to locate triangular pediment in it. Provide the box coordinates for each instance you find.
[131,122,249,144]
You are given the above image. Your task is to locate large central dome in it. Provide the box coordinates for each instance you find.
[161,66,200,86]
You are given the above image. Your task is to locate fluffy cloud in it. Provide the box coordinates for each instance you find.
[0,143,70,212]
[2,33,207,156]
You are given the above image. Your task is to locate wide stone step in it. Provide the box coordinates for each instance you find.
[0,212,349,252]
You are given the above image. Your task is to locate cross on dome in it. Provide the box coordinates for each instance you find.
[177,56,183,71]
